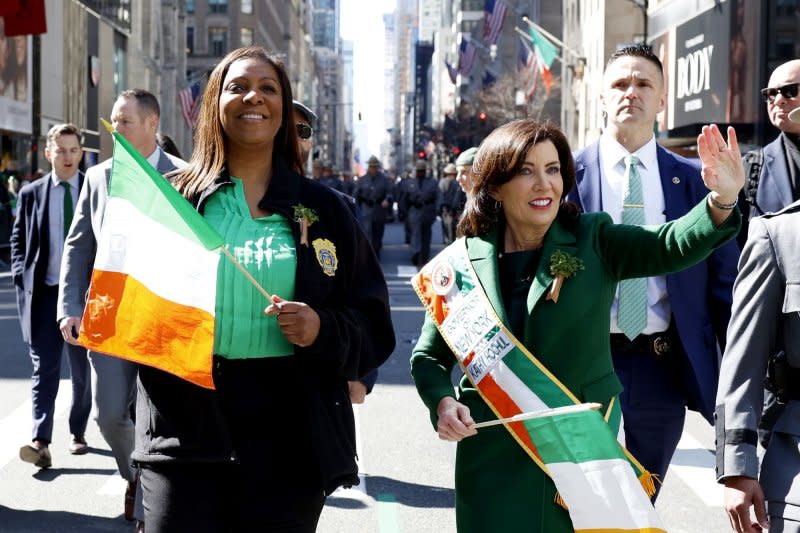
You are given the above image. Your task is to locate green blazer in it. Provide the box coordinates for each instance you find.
[411,198,740,533]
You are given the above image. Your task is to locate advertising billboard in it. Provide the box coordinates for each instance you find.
[0,17,32,134]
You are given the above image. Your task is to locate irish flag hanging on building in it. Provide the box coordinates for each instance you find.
[78,120,223,389]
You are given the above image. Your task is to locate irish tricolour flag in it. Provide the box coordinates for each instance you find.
[78,121,223,389]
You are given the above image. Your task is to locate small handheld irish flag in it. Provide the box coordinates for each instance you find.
[78,120,223,389]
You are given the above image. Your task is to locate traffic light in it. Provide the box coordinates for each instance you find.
[453,146,461,156]
[478,111,487,121]
[417,150,426,159]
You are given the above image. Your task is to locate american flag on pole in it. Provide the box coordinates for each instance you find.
[458,39,477,77]
[518,37,539,103]
[178,81,202,129]
[482,0,507,46]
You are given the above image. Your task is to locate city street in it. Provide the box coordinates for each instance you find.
[0,222,730,533]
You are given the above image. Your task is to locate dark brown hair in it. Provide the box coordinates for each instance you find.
[172,47,302,198]
[46,123,81,150]
[458,119,579,237]
[606,44,664,79]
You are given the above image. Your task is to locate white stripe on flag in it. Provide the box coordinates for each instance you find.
[489,362,550,413]
[548,459,664,531]
[94,197,219,315]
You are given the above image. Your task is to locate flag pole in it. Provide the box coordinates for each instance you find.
[472,402,602,429]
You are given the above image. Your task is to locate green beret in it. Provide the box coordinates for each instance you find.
[456,147,478,167]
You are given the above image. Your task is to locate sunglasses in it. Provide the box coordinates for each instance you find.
[760,82,800,103]
[296,123,313,140]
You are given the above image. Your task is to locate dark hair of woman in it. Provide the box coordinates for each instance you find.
[156,132,183,160]
[457,119,580,238]
[171,46,302,198]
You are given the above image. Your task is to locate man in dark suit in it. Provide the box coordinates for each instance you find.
[356,156,391,257]
[405,160,439,267]
[57,90,185,529]
[569,44,740,496]
[10,123,92,469]
[741,59,800,228]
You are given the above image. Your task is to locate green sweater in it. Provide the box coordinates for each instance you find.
[204,178,296,358]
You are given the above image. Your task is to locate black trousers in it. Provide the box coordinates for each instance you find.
[141,356,325,532]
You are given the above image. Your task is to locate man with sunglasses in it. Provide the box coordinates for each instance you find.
[292,100,316,165]
[742,60,800,232]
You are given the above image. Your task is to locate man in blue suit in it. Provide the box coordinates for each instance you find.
[569,44,739,496]
[10,123,92,469]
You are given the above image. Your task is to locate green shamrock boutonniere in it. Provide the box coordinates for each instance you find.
[293,204,319,246]
[546,250,584,303]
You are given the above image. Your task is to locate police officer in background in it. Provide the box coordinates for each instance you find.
[355,155,390,257]
[319,160,342,191]
[405,160,439,267]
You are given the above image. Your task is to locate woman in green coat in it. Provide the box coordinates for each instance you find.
[410,120,744,532]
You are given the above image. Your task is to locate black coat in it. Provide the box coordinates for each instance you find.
[133,159,395,495]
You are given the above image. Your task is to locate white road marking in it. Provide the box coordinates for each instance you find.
[0,380,72,468]
[396,265,417,278]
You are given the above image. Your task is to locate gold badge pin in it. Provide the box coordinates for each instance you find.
[312,238,338,277]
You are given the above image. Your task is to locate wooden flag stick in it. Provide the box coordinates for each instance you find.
[472,402,602,429]
[220,246,272,302]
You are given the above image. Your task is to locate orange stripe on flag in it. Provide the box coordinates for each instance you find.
[78,270,215,389]
[480,374,539,458]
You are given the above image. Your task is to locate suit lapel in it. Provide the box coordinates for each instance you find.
[575,143,603,213]
[656,145,684,222]
[466,229,509,327]
[762,140,794,209]
[156,150,177,174]
[526,218,577,315]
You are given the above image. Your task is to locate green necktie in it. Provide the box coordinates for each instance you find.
[617,155,647,340]
[60,181,73,240]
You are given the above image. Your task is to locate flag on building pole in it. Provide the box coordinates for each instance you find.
[445,59,458,84]
[78,120,224,389]
[528,26,558,96]
[458,39,477,77]
[482,0,507,46]
[178,80,202,129]
[518,37,539,102]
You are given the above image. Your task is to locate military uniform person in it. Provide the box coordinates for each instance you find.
[716,197,800,532]
[319,160,342,192]
[405,160,439,266]
[355,156,390,256]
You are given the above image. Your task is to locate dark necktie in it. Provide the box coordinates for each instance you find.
[60,181,73,239]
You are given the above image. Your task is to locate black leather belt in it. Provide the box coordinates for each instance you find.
[610,330,675,358]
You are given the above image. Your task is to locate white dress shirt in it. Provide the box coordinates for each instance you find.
[45,171,81,286]
[598,133,671,335]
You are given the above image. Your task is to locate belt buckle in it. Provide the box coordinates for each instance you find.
[652,335,671,358]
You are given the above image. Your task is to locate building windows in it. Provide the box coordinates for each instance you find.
[209,0,227,14]
[186,27,194,54]
[186,0,194,13]
[209,27,228,56]
[240,27,253,47]
[241,0,253,14]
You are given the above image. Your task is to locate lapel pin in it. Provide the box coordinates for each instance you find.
[672,177,681,184]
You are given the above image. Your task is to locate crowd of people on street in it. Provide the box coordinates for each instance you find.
[5,42,800,533]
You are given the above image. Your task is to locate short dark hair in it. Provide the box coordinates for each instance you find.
[458,119,579,238]
[156,132,183,159]
[118,89,161,118]
[606,44,664,78]
[46,123,81,150]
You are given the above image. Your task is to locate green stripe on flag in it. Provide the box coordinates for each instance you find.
[109,130,224,251]
[528,27,558,69]
[523,410,623,464]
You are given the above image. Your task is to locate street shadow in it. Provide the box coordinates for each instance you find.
[0,505,124,532]
[31,467,119,482]
[324,496,369,509]
[365,475,454,508]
